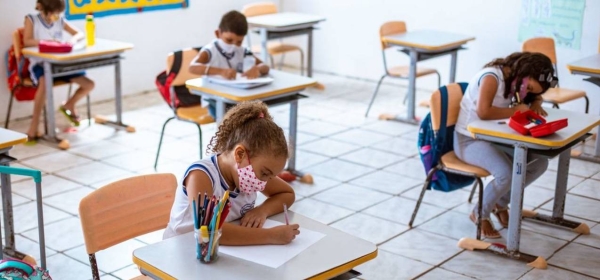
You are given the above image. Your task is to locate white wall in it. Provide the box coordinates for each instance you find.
[281,0,600,112]
[0,0,261,122]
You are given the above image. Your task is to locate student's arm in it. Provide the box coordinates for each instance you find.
[23,16,39,47]
[241,177,295,228]
[184,170,299,246]
[476,75,529,120]
[529,94,547,117]
[189,51,236,79]
[254,55,269,75]
[63,20,84,44]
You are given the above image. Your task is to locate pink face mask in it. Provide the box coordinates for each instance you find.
[510,77,530,103]
[236,156,267,194]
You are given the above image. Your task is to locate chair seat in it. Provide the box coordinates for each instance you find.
[441,151,490,177]
[388,66,438,78]
[542,87,586,104]
[252,42,303,56]
[176,105,215,125]
[131,275,153,280]
[21,77,70,87]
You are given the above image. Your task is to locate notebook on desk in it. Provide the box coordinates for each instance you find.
[207,73,274,89]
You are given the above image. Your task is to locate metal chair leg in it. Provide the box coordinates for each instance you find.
[86,94,92,126]
[89,254,100,280]
[299,49,305,76]
[365,75,387,117]
[409,167,438,227]
[436,71,441,89]
[154,117,175,170]
[196,124,203,160]
[476,177,484,241]
[468,180,478,203]
[584,95,589,114]
[269,54,275,69]
[278,52,285,70]
[5,92,14,128]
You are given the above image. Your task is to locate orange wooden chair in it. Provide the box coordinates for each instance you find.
[365,21,441,117]
[5,28,92,129]
[242,2,305,75]
[522,37,589,113]
[154,48,215,169]
[79,173,177,280]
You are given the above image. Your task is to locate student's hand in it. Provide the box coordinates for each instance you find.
[220,68,237,80]
[240,207,267,228]
[269,224,300,245]
[242,66,261,79]
[530,103,548,117]
[514,104,529,113]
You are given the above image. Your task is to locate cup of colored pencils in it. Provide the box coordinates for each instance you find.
[192,191,231,264]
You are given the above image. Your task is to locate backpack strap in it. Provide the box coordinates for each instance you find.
[169,50,183,76]
[432,85,449,164]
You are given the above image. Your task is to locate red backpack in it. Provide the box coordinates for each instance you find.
[155,47,203,109]
[5,28,37,101]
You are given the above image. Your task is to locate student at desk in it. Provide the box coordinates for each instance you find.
[164,101,300,245]
[23,0,95,142]
[189,10,270,119]
[454,52,558,238]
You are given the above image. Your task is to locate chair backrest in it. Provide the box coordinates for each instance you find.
[12,29,24,59]
[522,37,557,64]
[242,2,277,17]
[167,48,202,86]
[379,21,407,50]
[430,83,466,130]
[79,173,177,255]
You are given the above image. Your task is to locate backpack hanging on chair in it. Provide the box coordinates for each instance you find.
[417,82,475,192]
[5,29,37,102]
[155,47,203,109]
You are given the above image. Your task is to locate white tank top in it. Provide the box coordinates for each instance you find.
[455,67,511,136]
[26,13,66,82]
[163,155,257,239]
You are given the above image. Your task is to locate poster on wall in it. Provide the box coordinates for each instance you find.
[518,0,586,50]
[66,0,189,20]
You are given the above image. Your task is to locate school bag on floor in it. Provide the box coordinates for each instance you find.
[155,47,203,108]
[417,82,475,192]
[0,259,52,280]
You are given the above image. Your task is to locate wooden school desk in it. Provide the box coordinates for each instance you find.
[246,12,325,85]
[133,211,377,280]
[186,70,316,182]
[379,30,475,124]
[458,108,600,269]
[567,54,600,163]
[22,39,134,150]
[0,129,44,266]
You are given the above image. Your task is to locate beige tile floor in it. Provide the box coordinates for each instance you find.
[2,71,600,279]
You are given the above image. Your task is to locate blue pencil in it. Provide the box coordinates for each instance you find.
[205,202,221,262]
[192,200,198,229]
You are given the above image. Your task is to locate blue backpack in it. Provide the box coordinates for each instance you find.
[417,82,475,192]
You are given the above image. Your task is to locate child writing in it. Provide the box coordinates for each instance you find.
[189,10,270,119]
[164,100,299,245]
[454,52,557,239]
[23,0,95,142]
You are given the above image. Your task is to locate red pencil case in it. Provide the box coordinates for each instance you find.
[39,40,72,53]
[508,110,568,138]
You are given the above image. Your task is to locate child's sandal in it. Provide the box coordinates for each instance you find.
[469,211,502,239]
[492,206,510,228]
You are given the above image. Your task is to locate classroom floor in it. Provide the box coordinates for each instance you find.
[4,71,600,280]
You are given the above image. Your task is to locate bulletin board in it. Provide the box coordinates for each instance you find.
[66,0,189,20]
[518,0,586,50]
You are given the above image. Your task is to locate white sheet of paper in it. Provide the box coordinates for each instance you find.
[219,219,326,268]
[207,73,274,88]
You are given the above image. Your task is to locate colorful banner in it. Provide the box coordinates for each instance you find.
[518,0,586,50]
[66,0,189,20]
